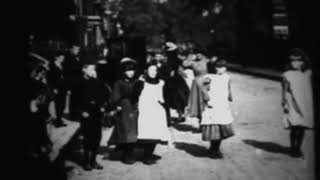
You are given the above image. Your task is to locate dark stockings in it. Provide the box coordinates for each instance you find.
[210,140,222,153]
[144,143,156,157]
[209,140,223,158]
[290,126,305,156]
[121,143,136,164]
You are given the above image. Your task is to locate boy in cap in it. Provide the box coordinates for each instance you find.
[79,50,111,170]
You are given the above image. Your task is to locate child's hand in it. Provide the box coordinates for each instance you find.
[139,75,145,81]
[30,100,39,113]
[116,106,122,111]
[82,112,90,118]
[109,110,117,116]
[158,100,165,107]
[282,103,289,113]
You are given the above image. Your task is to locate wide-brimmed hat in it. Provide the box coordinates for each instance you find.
[120,57,137,72]
[120,57,137,64]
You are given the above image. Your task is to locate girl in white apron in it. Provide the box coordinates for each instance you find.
[200,59,234,159]
[136,63,171,164]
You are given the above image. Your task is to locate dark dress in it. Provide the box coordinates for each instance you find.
[108,78,139,144]
[167,70,190,113]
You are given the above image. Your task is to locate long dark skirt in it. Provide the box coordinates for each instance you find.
[201,124,234,141]
[108,100,138,145]
[165,74,190,112]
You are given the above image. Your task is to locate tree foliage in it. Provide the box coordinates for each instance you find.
[102,0,235,47]
[117,0,166,37]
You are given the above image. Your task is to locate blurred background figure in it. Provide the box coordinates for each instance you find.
[47,51,67,127]
[64,44,82,121]
[184,46,210,130]
[28,64,53,157]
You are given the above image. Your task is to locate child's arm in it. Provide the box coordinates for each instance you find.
[228,79,233,102]
[281,76,289,113]
[202,80,211,107]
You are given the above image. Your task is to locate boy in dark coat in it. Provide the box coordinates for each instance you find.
[79,51,110,171]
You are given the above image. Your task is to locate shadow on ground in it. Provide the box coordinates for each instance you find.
[101,146,162,162]
[174,142,209,158]
[243,139,291,155]
[172,123,201,133]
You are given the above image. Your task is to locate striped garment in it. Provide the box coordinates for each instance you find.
[201,124,234,141]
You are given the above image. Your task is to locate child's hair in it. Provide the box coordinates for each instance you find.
[215,58,228,68]
[53,50,65,59]
[144,61,159,72]
[285,48,311,72]
[207,61,216,74]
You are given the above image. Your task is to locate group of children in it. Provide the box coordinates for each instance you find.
[108,46,314,166]
[108,59,172,165]
[26,43,314,173]
[107,49,235,164]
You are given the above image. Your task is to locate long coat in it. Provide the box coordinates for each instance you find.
[109,79,139,144]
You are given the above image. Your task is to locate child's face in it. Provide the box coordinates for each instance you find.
[147,65,158,79]
[125,70,135,79]
[71,46,80,55]
[83,65,97,78]
[290,56,303,70]
[55,55,65,64]
[216,66,226,74]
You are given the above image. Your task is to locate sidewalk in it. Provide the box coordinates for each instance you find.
[48,119,80,162]
[227,63,282,81]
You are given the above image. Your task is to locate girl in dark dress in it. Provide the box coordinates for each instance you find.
[108,59,139,164]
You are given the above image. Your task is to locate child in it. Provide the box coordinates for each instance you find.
[200,59,234,159]
[108,58,139,165]
[29,65,53,157]
[282,48,314,158]
[47,51,67,127]
[135,62,171,165]
[78,54,111,171]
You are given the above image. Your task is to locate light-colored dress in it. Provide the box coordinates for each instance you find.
[283,70,314,128]
[201,73,234,125]
[137,80,170,141]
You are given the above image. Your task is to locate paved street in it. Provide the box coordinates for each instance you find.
[53,72,314,180]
